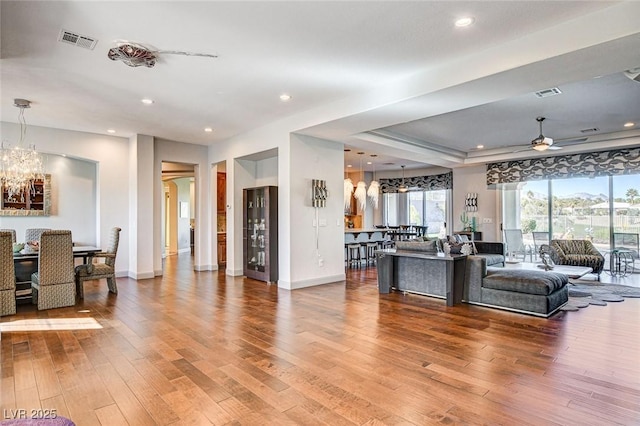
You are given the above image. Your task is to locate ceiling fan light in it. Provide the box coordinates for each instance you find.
[532,144,549,152]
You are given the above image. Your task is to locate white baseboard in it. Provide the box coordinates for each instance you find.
[195,264,216,271]
[278,274,345,290]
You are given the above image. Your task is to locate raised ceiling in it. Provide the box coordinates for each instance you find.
[1,1,639,172]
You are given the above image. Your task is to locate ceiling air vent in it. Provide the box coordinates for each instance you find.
[58,29,98,50]
[534,87,562,98]
[580,127,599,133]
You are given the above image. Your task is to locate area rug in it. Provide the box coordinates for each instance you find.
[560,281,640,311]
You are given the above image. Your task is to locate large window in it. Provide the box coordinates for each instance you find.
[503,175,639,252]
[383,189,448,237]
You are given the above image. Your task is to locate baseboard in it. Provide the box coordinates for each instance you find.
[194,264,216,271]
[127,271,155,280]
[278,274,345,290]
[227,268,243,276]
[178,248,191,254]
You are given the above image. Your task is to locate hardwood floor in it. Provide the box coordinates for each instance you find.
[2,255,639,425]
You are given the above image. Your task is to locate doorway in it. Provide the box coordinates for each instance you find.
[162,162,196,258]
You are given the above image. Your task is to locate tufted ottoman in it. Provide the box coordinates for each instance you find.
[479,269,569,317]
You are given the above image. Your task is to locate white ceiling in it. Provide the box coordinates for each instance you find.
[2,1,639,173]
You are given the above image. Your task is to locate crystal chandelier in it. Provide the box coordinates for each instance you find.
[0,99,45,199]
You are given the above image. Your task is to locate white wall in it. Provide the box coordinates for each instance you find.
[452,164,501,242]
[286,134,345,289]
[0,122,130,275]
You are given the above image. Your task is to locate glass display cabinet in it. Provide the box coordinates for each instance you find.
[243,186,278,283]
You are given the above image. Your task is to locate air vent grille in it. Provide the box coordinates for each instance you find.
[580,127,599,133]
[58,29,97,50]
[534,87,562,98]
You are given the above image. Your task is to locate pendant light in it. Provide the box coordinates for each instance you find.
[398,165,408,193]
[343,172,354,210]
[353,152,367,211]
[367,154,379,209]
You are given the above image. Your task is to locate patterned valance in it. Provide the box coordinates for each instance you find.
[380,171,452,193]
[486,147,640,186]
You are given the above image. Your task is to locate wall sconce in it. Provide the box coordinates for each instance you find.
[312,179,327,208]
[465,193,478,212]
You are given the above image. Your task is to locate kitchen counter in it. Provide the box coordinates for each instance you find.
[345,228,388,243]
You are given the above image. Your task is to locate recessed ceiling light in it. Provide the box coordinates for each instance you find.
[141,98,154,105]
[279,94,291,101]
[366,161,372,165]
[624,122,635,128]
[107,129,116,134]
[477,144,484,149]
[455,17,475,27]
[204,127,213,132]
[347,164,352,168]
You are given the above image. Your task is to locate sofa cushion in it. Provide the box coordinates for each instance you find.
[395,240,437,252]
[475,253,505,266]
[483,270,568,296]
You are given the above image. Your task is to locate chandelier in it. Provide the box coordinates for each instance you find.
[0,99,45,199]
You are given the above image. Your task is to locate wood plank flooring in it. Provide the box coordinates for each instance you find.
[2,254,639,425]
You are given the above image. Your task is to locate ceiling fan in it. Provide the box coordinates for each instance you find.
[530,116,560,152]
[107,40,218,68]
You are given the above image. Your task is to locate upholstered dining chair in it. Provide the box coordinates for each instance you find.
[0,229,16,243]
[75,227,121,298]
[0,231,16,316]
[31,230,76,310]
[25,228,51,243]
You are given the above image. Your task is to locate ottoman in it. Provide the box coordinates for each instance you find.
[480,269,569,317]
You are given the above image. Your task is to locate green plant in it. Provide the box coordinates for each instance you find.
[522,219,537,234]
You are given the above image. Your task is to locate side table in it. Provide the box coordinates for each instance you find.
[606,249,634,277]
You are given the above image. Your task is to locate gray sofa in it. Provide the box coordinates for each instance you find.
[463,256,569,317]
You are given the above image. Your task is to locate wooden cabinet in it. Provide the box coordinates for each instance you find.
[1,174,51,216]
[217,233,226,266]
[217,172,226,213]
[243,186,278,283]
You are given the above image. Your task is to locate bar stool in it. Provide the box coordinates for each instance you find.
[363,242,378,266]
[346,243,362,268]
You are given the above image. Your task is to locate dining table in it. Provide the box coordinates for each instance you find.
[13,245,101,304]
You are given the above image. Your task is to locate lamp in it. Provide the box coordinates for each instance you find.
[398,165,408,193]
[367,154,379,209]
[343,174,354,210]
[353,152,367,211]
[0,99,45,199]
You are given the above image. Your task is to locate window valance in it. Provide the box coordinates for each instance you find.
[380,171,452,193]
[486,147,640,186]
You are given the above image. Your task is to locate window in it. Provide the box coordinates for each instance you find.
[503,175,640,252]
[383,189,448,237]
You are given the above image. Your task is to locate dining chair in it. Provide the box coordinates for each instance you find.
[503,229,533,262]
[25,228,51,243]
[31,230,76,310]
[0,231,16,316]
[0,229,16,243]
[75,227,121,298]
